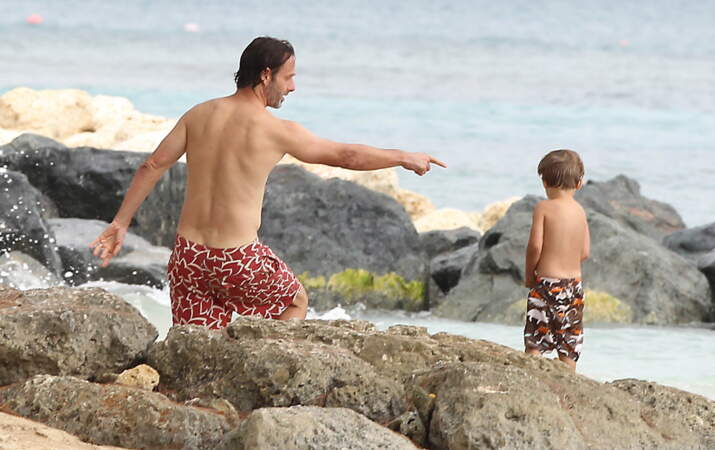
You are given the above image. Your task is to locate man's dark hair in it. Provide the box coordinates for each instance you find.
[234,37,294,89]
[538,149,584,189]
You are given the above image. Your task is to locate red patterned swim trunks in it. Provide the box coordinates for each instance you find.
[167,234,301,329]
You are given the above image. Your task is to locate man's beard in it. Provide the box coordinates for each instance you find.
[267,82,284,108]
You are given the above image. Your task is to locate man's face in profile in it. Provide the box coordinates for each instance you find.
[266,55,296,109]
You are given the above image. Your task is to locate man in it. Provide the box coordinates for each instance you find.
[91,36,446,329]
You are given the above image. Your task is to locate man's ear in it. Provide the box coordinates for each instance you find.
[261,67,272,85]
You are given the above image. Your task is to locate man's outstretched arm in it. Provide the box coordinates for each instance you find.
[90,117,188,266]
[278,120,447,175]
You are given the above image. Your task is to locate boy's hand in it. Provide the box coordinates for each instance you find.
[524,276,537,289]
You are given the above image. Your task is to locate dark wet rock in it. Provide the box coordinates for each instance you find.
[575,174,685,240]
[0,134,185,247]
[261,164,426,282]
[1,137,429,310]
[609,379,715,450]
[663,222,715,257]
[428,242,480,308]
[436,196,712,325]
[147,322,407,424]
[260,164,429,310]
[420,226,481,259]
[49,218,169,287]
[0,375,232,450]
[664,223,715,316]
[420,227,481,308]
[0,251,61,289]
[0,170,62,275]
[0,287,157,386]
[221,406,418,449]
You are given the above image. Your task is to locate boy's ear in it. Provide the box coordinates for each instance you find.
[576,178,584,190]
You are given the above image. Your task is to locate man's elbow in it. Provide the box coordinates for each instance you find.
[140,156,170,176]
[336,146,360,169]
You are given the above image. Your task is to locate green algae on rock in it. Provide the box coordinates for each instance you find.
[298,269,426,312]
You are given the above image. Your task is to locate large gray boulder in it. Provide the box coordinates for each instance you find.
[0,170,62,275]
[222,406,417,449]
[0,287,157,386]
[436,196,712,325]
[0,134,185,247]
[0,411,124,450]
[409,362,707,450]
[0,375,232,450]
[260,164,429,310]
[147,322,406,424]
[609,379,715,450]
[575,174,685,240]
[49,218,170,287]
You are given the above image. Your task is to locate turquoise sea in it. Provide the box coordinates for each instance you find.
[1,1,713,400]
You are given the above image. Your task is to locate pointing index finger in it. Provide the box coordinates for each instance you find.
[429,156,448,168]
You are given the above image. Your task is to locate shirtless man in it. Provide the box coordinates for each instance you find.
[523,149,590,370]
[90,36,446,329]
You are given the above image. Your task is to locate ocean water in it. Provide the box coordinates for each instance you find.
[1,0,714,225]
[0,1,713,401]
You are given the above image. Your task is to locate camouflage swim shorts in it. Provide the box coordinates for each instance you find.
[523,276,585,361]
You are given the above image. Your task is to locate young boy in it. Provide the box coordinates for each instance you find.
[523,149,590,370]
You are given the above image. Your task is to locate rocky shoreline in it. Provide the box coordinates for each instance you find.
[1,287,713,449]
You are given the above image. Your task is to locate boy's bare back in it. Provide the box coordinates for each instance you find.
[530,197,589,279]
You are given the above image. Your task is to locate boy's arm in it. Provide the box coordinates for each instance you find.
[581,217,591,261]
[524,202,546,288]
[90,117,188,266]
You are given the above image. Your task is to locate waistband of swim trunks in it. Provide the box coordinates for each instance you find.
[174,233,260,252]
[537,275,582,284]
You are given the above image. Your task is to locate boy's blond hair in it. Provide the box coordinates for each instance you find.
[538,149,584,189]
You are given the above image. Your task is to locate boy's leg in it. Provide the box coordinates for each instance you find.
[278,285,308,320]
[525,348,541,356]
[557,354,576,370]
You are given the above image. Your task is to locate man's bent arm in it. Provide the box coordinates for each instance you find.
[112,119,188,226]
[90,118,187,266]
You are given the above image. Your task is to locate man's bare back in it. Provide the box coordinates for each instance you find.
[177,96,295,248]
[90,37,446,325]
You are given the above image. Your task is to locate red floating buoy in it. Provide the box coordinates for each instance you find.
[26,14,44,25]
